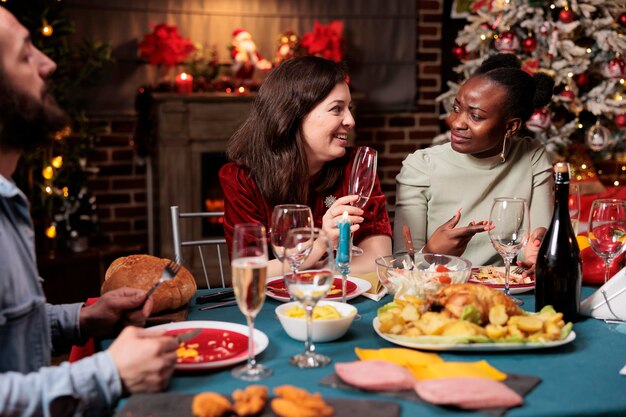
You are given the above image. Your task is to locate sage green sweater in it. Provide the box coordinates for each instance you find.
[394,137,554,266]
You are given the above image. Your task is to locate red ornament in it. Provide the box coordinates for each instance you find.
[574,73,590,89]
[618,12,626,27]
[559,8,575,24]
[494,31,520,53]
[603,57,626,79]
[451,45,466,60]
[522,36,537,53]
[616,114,626,129]
[560,89,576,102]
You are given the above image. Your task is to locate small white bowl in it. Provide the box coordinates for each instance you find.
[275,301,357,342]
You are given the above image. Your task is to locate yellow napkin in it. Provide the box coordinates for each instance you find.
[355,347,443,366]
[354,347,506,381]
[407,360,507,381]
[351,271,386,301]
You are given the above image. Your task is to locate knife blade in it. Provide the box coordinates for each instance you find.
[195,289,235,304]
[176,328,201,343]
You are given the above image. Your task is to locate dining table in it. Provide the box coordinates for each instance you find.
[115,285,626,417]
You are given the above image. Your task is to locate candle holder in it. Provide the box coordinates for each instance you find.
[336,211,352,303]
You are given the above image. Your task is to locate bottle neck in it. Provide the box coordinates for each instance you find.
[554,174,570,215]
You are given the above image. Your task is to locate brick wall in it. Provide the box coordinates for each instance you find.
[88,1,444,252]
[87,115,149,250]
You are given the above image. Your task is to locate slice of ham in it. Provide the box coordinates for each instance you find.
[335,360,416,391]
[415,377,523,409]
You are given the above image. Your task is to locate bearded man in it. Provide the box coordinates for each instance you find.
[0,7,179,416]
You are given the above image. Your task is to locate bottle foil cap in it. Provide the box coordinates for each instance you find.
[554,162,570,174]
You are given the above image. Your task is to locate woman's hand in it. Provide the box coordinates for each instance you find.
[422,209,492,257]
[516,227,546,276]
[321,195,364,248]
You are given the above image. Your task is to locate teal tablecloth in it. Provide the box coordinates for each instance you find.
[146,287,626,417]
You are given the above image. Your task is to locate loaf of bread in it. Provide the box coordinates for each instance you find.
[102,254,197,314]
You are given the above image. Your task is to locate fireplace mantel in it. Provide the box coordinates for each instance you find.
[153,92,255,284]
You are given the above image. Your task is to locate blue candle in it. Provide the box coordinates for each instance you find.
[337,211,351,264]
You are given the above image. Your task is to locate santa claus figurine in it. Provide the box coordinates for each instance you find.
[230,28,271,80]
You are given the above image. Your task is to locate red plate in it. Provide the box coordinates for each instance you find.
[267,275,357,299]
[166,328,248,364]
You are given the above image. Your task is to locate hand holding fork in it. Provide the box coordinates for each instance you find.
[145,259,182,301]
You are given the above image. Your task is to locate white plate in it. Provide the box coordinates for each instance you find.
[150,320,269,371]
[469,266,535,295]
[373,317,576,351]
[265,274,371,303]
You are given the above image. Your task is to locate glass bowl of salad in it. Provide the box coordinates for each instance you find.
[375,253,472,298]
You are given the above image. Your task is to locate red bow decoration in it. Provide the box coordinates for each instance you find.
[300,20,344,62]
[138,23,196,68]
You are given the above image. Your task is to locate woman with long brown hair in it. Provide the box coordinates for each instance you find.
[220,56,392,275]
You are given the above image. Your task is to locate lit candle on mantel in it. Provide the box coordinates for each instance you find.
[337,211,351,264]
[175,72,193,94]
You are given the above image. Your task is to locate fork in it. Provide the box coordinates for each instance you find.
[145,259,182,300]
[511,266,525,274]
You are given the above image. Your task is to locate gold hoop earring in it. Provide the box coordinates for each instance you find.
[500,134,509,163]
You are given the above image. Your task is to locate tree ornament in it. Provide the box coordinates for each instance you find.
[618,12,626,27]
[585,123,611,151]
[451,44,467,60]
[526,108,552,132]
[574,73,590,89]
[616,114,626,129]
[558,8,575,24]
[603,57,626,79]
[560,88,576,102]
[494,31,520,53]
[522,35,537,53]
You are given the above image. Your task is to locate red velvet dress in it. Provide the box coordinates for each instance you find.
[219,148,392,258]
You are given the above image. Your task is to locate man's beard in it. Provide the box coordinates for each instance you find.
[0,74,69,152]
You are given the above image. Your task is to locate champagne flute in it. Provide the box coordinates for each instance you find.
[488,198,530,305]
[347,146,378,255]
[283,227,335,368]
[270,204,314,265]
[587,199,626,284]
[230,223,271,381]
[569,184,581,235]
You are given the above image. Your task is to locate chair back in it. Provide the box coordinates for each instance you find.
[170,205,229,288]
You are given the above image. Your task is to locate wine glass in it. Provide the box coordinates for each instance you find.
[283,227,335,368]
[230,223,272,381]
[587,199,626,284]
[347,146,378,255]
[488,198,530,305]
[271,205,314,281]
[569,184,581,235]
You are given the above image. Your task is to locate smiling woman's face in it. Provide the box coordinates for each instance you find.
[447,76,514,159]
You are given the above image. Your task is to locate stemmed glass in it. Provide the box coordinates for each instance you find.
[588,199,626,284]
[283,227,335,368]
[348,146,378,255]
[569,184,581,235]
[488,198,530,305]
[230,223,272,381]
[271,204,314,278]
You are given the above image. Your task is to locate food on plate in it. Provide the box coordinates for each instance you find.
[271,385,334,417]
[173,330,245,363]
[470,266,533,285]
[284,304,342,320]
[192,392,232,417]
[101,254,197,314]
[414,377,523,409]
[434,283,522,323]
[377,284,572,343]
[176,341,199,360]
[232,385,269,416]
[335,360,417,391]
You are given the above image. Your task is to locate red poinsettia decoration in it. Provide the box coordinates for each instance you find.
[138,23,196,68]
[300,20,344,62]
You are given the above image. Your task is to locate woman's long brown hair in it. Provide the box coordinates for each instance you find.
[226,56,348,206]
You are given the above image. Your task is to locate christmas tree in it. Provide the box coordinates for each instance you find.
[4,0,113,251]
[438,0,625,183]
